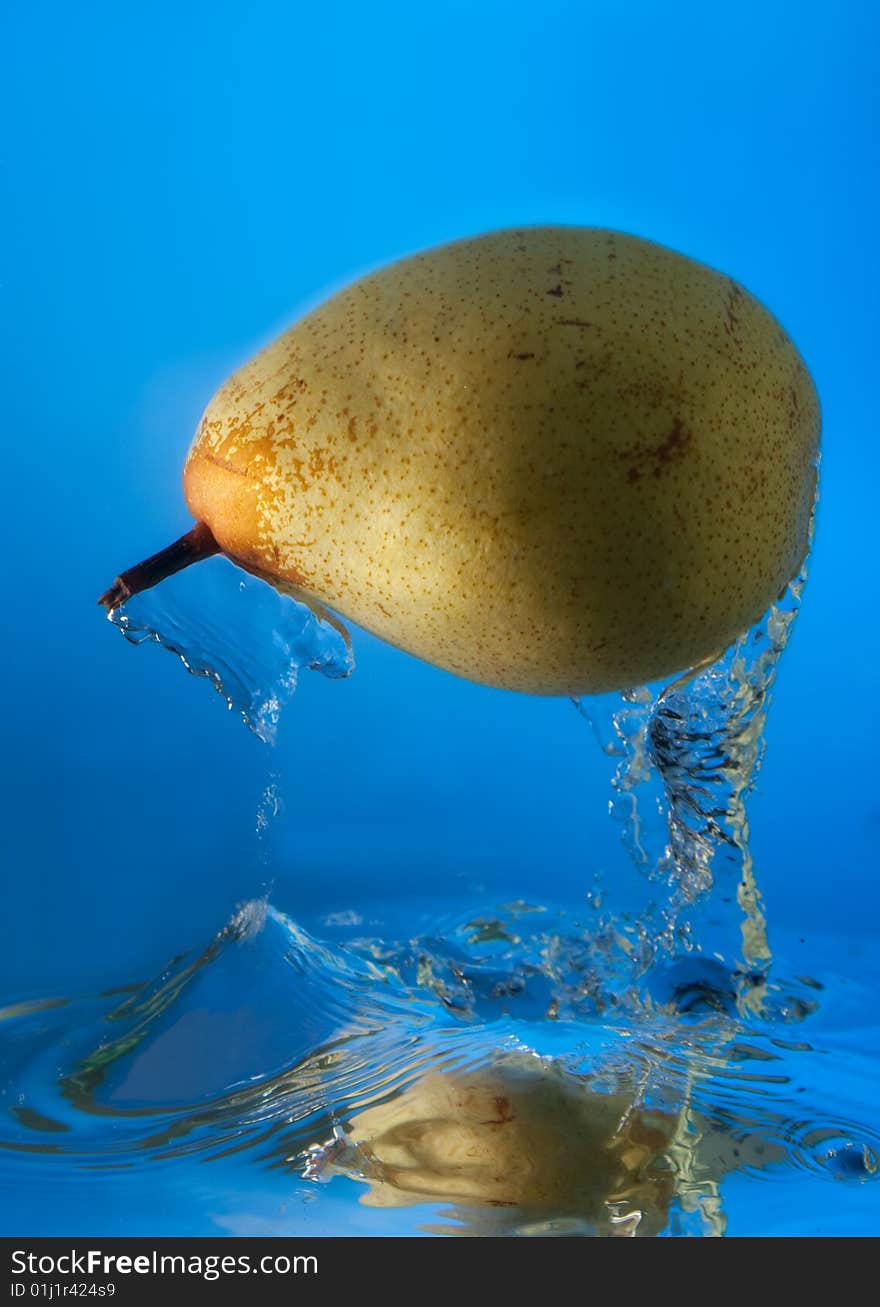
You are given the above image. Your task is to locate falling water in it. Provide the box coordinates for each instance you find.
[574,559,808,1013]
[105,553,354,743]
[5,500,878,1235]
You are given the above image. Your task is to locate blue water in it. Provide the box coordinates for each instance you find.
[3,1,879,1236]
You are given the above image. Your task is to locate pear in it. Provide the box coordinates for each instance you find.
[318,1054,676,1229]
[100,227,820,695]
[318,1052,782,1231]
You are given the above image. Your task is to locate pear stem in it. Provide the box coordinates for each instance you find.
[98,522,221,610]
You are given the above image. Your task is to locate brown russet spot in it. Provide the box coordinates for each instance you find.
[508,351,536,360]
[724,278,744,340]
[308,446,339,480]
[481,1095,516,1126]
[652,416,692,471]
[287,457,310,492]
[619,417,693,481]
[270,377,308,408]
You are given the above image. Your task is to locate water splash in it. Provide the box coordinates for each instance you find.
[1,900,876,1238]
[106,555,353,742]
[574,558,808,1008]
[63,487,880,1232]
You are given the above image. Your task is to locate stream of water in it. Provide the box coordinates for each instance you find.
[2,538,878,1236]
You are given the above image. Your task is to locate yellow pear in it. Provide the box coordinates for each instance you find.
[319,1054,676,1230]
[100,227,820,695]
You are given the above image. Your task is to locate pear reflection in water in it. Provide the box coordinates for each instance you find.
[314,1052,750,1237]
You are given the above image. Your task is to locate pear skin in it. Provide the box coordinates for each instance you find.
[105,227,820,696]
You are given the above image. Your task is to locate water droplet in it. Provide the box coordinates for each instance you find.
[106,555,353,742]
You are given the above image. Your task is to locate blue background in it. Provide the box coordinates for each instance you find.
[4,0,877,1064]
